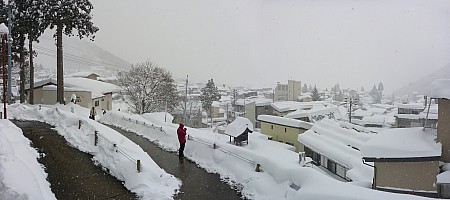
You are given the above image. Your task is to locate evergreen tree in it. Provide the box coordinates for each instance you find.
[378,82,384,94]
[311,85,321,101]
[200,79,221,125]
[26,0,47,104]
[302,83,308,93]
[370,84,381,103]
[45,0,99,104]
[117,61,180,114]
[9,0,47,103]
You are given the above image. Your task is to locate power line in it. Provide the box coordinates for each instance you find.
[34,45,127,69]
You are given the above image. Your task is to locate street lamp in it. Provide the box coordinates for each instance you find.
[0,23,8,119]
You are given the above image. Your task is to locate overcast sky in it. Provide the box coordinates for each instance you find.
[90,0,450,94]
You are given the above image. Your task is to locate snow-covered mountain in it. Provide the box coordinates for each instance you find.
[393,64,450,96]
[33,30,131,79]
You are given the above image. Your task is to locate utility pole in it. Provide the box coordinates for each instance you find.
[232,89,237,119]
[164,97,167,122]
[345,96,358,123]
[184,75,188,125]
[7,4,12,103]
[226,102,229,124]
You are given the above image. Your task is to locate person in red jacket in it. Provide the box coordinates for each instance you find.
[177,123,187,159]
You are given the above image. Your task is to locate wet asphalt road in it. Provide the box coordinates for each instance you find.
[12,120,138,200]
[106,124,245,200]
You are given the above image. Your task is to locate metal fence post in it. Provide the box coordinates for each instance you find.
[137,160,141,173]
[255,164,261,172]
[94,131,98,146]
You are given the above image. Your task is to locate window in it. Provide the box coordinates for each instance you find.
[95,100,99,107]
[285,128,287,132]
[411,122,421,127]
[271,125,273,130]
[328,160,336,173]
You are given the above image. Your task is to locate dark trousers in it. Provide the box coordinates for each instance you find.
[179,143,185,158]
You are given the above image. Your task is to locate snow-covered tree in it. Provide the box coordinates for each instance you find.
[117,61,180,114]
[311,85,321,101]
[8,0,47,103]
[370,84,381,103]
[200,79,221,124]
[378,82,384,94]
[45,0,99,104]
[302,83,308,93]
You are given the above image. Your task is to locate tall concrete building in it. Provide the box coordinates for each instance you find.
[274,80,301,102]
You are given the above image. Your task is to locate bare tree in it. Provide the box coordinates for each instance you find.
[117,61,180,114]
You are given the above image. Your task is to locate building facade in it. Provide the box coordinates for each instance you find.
[274,80,301,102]
[258,115,312,152]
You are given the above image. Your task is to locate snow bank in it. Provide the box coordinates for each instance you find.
[9,104,180,199]
[0,120,56,200]
[142,112,174,123]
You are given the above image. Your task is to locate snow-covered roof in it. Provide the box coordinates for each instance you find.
[361,127,440,160]
[371,104,395,110]
[431,79,450,99]
[64,77,121,99]
[397,103,425,110]
[224,117,254,137]
[284,105,338,119]
[367,108,386,115]
[297,94,312,100]
[271,101,304,112]
[235,97,272,106]
[361,115,385,125]
[25,78,57,90]
[26,78,120,99]
[68,72,99,78]
[258,115,313,130]
[298,119,373,182]
[42,85,90,93]
[353,109,373,117]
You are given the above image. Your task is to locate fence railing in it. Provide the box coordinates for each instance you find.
[187,135,262,172]
[79,119,142,173]
[123,116,167,135]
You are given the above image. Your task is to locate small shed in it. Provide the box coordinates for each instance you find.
[224,117,254,146]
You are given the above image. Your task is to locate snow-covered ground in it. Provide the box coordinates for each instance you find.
[3,103,180,199]
[0,103,437,200]
[0,120,56,200]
